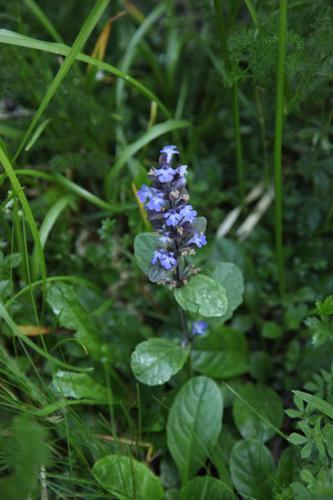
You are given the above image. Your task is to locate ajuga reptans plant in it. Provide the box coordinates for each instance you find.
[138,145,207,288]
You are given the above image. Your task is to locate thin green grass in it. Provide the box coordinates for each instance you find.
[0,146,47,295]
[24,0,63,43]
[13,0,110,160]
[105,119,191,199]
[0,29,171,119]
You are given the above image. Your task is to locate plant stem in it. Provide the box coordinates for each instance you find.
[176,261,190,344]
[274,0,288,296]
[175,263,192,377]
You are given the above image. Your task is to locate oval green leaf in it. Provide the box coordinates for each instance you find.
[230,439,275,500]
[93,454,163,500]
[232,383,284,442]
[134,232,158,276]
[180,476,233,500]
[174,274,228,318]
[131,338,190,386]
[167,376,223,483]
[51,370,110,403]
[209,262,244,322]
[191,327,249,379]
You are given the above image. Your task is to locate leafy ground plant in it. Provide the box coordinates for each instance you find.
[1,0,333,498]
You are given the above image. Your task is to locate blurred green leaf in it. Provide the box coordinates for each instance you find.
[292,390,333,419]
[192,328,249,379]
[134,232,158,275]
[93,454,163,500]
[0,416,49,500]
[180,476,234,500]
[51,370,110,403]
[47,283,100,357]
[262,321,283,339]
[174,275,228,318]
[167,376,223,483]
[131,338,190,386]
[230,439,275,500]
[232,383,284,442]
[209,262,244,322]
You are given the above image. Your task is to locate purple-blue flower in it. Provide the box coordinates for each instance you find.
[179,205,197,224]
[146,191,165,212]
[152,249,177,270]
[177,164,188,177]
[159,234,171,244]
[155,166,175,183]
[192,320,208,336]
[137,145,207,283]
[160,145,179,164]
[163,209,181,227]
[137,185,152,203]
[187,232,207,248]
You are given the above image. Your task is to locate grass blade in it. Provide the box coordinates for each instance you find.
[0,145,47,290]
[0,29,171,119]
[0,124,23,139]
[0,168,129,212]
[0,299,90,372]
[104,119,191,199]
[244,0,260,30]
[115,3,166,110]
[13,0,110,160]
[24,0,63,42]
[32,195,74,278]
[24,118,51,151]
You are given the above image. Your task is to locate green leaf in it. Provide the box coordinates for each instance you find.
[276,447,299,489]
[232,383,284,442]
[47,283,100,357]
[174,275,228,318]
[315,295,333,316]
[93,454,163,500]
[167,376,223,483]
[0,416,50,499]
[191,328,249,379]
[148,265,171,283]
[131,339,190,386]
[51,371,110,403]
[192,217,207,233]
[292,390,333,419]
[230,439,275,500]
[288,432,307,446]
[134,232,158,276]
[262,321,283,339]
[209,262,244,321]
[180,476,233,500]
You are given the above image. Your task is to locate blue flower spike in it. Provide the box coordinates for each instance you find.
[139,145,207,286]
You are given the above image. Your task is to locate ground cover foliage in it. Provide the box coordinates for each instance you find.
[0,0,333,498]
